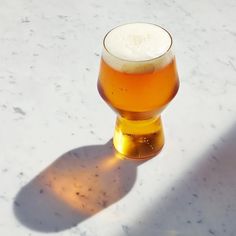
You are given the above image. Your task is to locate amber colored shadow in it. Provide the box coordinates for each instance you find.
[13,140,142,232]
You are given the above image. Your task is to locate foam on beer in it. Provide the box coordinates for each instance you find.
[103,23,174,73]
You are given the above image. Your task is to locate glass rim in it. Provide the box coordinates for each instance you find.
[102,22,173,63]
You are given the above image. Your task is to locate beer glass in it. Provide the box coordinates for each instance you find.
[98,23,179,159]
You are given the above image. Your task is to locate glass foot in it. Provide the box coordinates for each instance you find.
[113,116,164,159]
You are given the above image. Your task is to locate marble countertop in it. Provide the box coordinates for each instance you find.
[0,0,236,235]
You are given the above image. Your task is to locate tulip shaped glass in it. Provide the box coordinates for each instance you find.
[98,23,179,159]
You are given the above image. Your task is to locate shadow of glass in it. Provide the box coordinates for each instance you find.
[129,124,236,236]
[13,140,141,232]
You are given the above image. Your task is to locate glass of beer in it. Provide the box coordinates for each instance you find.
[98,23,179,159]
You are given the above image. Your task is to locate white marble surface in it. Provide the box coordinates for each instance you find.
[0,0,236,235]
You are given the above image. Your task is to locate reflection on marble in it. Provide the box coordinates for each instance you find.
[14,141,140,232]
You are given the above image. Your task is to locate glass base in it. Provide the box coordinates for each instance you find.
[113,116,164,160]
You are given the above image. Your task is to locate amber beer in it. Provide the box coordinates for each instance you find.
[97,23,179,159]
[98,58,179,120]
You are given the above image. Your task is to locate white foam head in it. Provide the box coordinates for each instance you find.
[102,23,174,73]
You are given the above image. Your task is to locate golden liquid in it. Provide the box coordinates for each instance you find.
[98,58,179,120]
[98,58,179,159]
